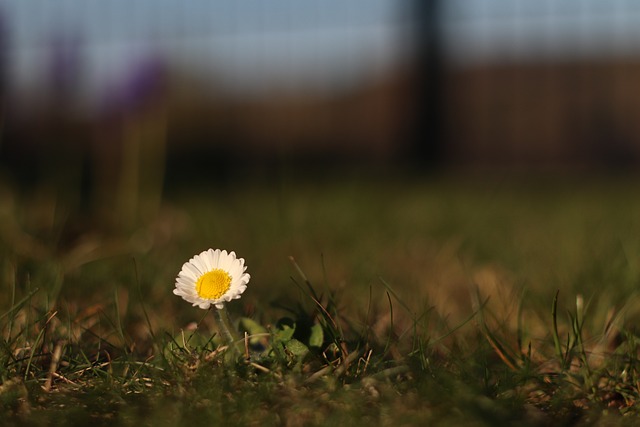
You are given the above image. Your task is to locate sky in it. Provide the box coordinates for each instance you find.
[2,0,410,104]
[444,0,640,63]
[3,0,640,107]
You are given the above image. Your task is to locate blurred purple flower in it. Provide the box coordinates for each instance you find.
[112,55,167,114]
[48,31,82,99]
[0,6,7,100]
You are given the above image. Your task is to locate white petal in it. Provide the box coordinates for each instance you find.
[218,251,231,270]
[212,249,221,267]
[179,264,198,282]
[228,263,242,280]
[193,254,210,275]
[183,262,201,281]
[201,249,214,271]
[175,282,194,291]
[177,276,194,289]
[177,288,197,298]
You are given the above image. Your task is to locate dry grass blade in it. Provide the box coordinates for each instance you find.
[43,340,66,392]
[481,328,518,371]
[305,350,360,384]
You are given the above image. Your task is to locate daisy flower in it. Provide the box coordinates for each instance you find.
[174,249,250,310]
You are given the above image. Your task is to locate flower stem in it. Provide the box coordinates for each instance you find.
[215,305,238,348]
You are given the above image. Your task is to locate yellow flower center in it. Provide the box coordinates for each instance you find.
[196,269,232,300]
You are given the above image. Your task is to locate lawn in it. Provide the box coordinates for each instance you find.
[2,170,640,426]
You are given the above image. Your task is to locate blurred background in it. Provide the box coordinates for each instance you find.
[1,0,640,209]
[3,1,640,181]
[2,0,640,339]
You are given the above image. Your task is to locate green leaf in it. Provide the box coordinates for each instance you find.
[285,339,309,357]
[275,318,296,342]
[239,317,268,343]
[276,325,295,342]
[309,323,324,348]
[239,317,267,335]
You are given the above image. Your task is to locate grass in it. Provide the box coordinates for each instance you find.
[2,170,640,426]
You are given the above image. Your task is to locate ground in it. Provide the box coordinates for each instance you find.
[2,171,640,426]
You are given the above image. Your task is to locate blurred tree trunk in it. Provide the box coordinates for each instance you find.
[409,0,445,169]
[0,6,7,130]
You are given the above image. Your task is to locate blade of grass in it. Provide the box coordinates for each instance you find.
[289,256,320,302]
[288,257,349,357]
[431,296,487,346]
[380,277,439,359]
[570,305,592,383]
[24,327,47,381]
[361,284,373,345]
[163,331,190,356]
[185,309,215,348]
[0,287,40,323]
[114,288,128,353]
[133,258,156,342]
[6,261,16,342]
[516,288,526,360]
[381,291,395,360]
[379,277,413,315]
[289,276,338,331]
[0,337,18,365]
[551,290,564,363]
[472,287,519,371]
[78,319,122,352]
[320,254,350,349]
[481,326,518,371]
[396,310,431,343]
